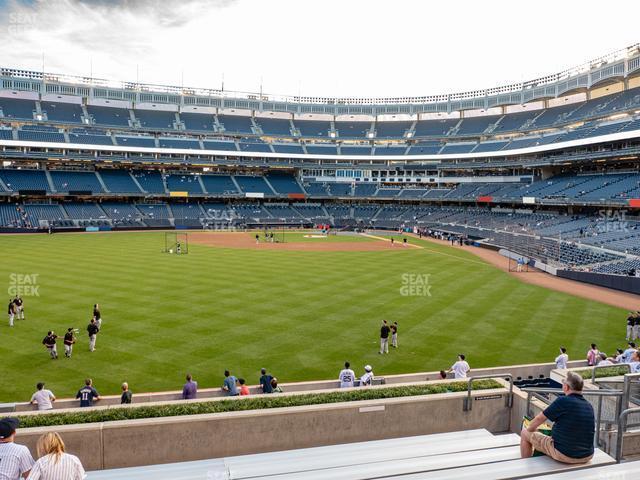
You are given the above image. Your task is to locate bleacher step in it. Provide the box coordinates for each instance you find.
[382,448,614,480]
[526,459,640,479]
[226,432,518,478]
[240,445,522,480]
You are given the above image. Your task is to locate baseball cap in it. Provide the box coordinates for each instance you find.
[0,417,19,439]
[364,365,372,372]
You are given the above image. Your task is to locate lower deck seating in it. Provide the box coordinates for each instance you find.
[85,429,616,479]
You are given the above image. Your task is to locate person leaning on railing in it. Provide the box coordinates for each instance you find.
[520,371,595,464]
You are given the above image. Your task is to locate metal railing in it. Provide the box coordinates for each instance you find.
[615,407,640,462]
[520,387,624,449]
[463,374,513,412]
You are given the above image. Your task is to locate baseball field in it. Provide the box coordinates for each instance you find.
[0,230,627,402]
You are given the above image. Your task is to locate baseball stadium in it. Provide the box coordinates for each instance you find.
[1,1,640,478]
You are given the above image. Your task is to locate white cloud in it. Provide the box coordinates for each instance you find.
[0,0,638,98]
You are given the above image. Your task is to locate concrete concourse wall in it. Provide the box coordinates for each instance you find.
[15,386,511,471]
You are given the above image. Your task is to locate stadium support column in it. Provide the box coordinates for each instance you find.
[540,166,554,180]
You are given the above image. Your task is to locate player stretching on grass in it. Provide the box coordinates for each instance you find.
[391,321,398,348]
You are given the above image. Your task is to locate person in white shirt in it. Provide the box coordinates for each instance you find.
[596,353,614,366]
[338,361,356,388]
[29,383,56,411]
[360,365,374,386]
[614,349,625,364]
[555,347,569,369]
[447,354,470,379]
[28,432,85,480]
[0,417,35,480]
[629,351,640,373]
[622,343,637,363]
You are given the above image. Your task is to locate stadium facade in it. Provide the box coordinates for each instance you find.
[0,45,639,284]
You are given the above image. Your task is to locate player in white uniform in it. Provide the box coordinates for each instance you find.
[360,365,374,386]
[338,361,356,388]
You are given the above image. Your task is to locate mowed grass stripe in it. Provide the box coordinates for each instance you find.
[0,231,627,402]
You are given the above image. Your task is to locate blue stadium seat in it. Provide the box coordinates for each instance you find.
[0,97,36,120]
[200,175,239,195]
[0,169,51,192]
[202,139,238,151]
[50,171,104,193]
[335,121,372,139]
[131,171,165,194]
[86,105,131,127]
[180,112,216,132]
[165,174,203,194]
[217,115,254,134]
[158,138,201,149]
[116,136,156,148]
[41,101,84,123]
[99,170,142,193]
[134,109,177,130]
[255,117,293,136]
[295,119,331,138]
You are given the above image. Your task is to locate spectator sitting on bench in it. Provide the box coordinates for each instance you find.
[520,371,594,464]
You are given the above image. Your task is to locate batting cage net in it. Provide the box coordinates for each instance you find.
[164,232,189,254]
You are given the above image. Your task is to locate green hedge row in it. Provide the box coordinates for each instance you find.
[576,366,630,379]
[18,380,502,428]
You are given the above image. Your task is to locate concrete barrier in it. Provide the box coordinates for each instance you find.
[14,384,511,470]
[12,360,587,412]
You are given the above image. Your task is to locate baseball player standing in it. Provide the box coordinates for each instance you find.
[7,299,16,327]
[92,304,102,330]
[87,319,99,352]
[13,296,24,320]
[391,321,398,348]
[379,320,390,354]
[64,328,76,358]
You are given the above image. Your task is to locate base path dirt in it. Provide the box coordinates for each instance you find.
[188,231,398,252]
[407,233,639,311]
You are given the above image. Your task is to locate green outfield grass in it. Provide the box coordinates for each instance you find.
[0,231,626,402]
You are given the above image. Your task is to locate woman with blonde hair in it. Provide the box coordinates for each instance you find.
[28,432,85,479]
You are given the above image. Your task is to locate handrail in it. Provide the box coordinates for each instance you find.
[520,387,624,396]
[615,407,640,462]
[463,374,513,412]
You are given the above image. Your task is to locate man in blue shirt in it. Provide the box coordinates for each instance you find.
[182,374,198,400]
[259,368,273,394]
[75,378,100,408]
[222,370,238,396]
[520,371,594,463]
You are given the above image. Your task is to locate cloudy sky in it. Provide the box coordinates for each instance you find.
[0,0,638,98]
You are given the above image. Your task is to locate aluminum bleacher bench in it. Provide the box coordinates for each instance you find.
[226,431,520,479]
[240,443,522,480]
[526,460,640,478]
[382,448,614,479]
